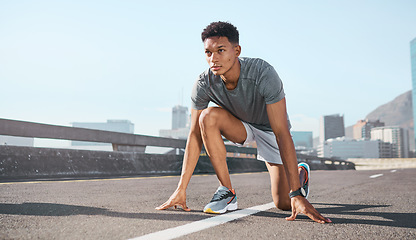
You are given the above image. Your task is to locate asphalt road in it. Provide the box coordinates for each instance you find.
[0,168,415,239]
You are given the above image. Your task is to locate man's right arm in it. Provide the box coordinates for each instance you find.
[155,108,204,211]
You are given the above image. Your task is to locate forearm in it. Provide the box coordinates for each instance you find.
[277,132,301,192]
[177,130,203,190]
[266,99,301,192]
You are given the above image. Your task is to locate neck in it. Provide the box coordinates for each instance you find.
[221,59,241,90]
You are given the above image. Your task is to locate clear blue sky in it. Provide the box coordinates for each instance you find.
[1,0,415,139]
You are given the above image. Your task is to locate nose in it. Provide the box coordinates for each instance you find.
[210,52,219,63]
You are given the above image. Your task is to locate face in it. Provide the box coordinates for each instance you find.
[204,36,241,77]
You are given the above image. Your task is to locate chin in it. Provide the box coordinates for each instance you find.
[211,70,221,76]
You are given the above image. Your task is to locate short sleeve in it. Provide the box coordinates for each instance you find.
[258,66,285,104]
[191,77,210,110]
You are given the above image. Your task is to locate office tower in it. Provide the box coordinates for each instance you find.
[319,114,345,143]
[411,37,416,150]
[353,119,385,140]
[172,105,188,130]
[371,126,409,158]
[160,105,190,139]
[71,120,134,146]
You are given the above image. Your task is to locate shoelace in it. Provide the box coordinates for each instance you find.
[211,190,233,201]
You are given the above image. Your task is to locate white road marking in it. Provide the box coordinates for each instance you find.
[129,202,276,240]
[369,174,383,179]
[390,170,397,173]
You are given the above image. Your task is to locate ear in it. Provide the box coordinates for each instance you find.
[234,45,241,57]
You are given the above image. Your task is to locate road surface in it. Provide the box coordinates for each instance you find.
[0,168,415,239]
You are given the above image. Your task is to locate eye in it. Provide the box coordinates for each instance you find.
[205,50,212,57]
[218,49,225,53]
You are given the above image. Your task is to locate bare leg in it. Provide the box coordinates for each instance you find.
[266,162,291,210]
[267,162,308,211]
[199,107,247,189]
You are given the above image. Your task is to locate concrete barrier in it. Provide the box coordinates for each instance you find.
[0,145,356,180]
[348,158,416,170]
[0,145,269,180]
[0,118,355,180]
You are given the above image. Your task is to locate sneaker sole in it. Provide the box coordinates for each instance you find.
[203,202,238,214]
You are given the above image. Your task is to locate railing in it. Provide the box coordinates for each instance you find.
[0,118,185,152]
[0,118,355,170]
[0,118,258,155]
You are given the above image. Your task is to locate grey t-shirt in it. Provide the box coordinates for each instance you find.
[191,57,290,132]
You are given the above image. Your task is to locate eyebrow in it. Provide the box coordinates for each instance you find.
[205,45,226,51]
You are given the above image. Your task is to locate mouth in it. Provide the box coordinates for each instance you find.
[211,65,221,71]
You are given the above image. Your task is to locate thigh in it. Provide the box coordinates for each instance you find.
[202,107,247,144]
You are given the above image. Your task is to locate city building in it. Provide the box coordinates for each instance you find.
[159,128,190,140]
[160,105,190,139]
[319,114,345,144]
[318,137,391,159]
[371,126,409,158]
[71,120,134,146]
[353,119,385,140]
[291,131,313,149]
[411,37,416,151]
[172,105,188,129]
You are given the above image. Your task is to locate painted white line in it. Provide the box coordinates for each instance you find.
[369,174,383,179]
[129,202,275,240]
[390,170,397,173]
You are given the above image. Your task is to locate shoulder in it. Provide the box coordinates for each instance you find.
[240,57,278,85]
[240,57,274,77]
[240,57,273,69]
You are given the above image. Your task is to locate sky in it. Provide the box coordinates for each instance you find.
[1,0,415,141]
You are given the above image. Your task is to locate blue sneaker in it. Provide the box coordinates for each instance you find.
[298,162,310,199]
[203,186,237,214]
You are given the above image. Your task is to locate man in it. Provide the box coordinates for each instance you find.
[156,21,331,224]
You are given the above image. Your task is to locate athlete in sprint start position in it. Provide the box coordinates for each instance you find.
[156,21,331,223]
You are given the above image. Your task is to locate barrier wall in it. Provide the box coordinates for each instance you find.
[0,145,354,180]
[0,145,268,180]
[348,158,416,170]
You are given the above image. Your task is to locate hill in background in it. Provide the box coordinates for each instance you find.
[346,90,414,150]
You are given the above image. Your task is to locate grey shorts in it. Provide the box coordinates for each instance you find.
[232,122,283,165]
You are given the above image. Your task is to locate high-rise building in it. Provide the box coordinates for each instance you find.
[71,120,134,146]
[160,105,190,139]
[319,114,345,143]
[371,126,409,158]
[172,105,188,130]
[353,119,385,140]
[410,37,416,150]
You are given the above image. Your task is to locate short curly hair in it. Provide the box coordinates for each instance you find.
[201,21,239,44]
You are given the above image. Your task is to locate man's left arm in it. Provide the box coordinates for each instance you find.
[267,98,331,224]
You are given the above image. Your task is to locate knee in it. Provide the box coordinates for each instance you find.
[273,198,291,211]
[199,107,221,130]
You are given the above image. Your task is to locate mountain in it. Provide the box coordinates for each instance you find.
[366,90,413,129]
[346,90,414,150]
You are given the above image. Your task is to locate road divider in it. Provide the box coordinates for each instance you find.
[129,202,276,240]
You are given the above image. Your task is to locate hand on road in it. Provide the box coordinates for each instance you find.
[286,196,332,224]
[155,188,190,211]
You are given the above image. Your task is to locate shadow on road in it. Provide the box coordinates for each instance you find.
[0,202,207,221]
[255,202,416,229]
